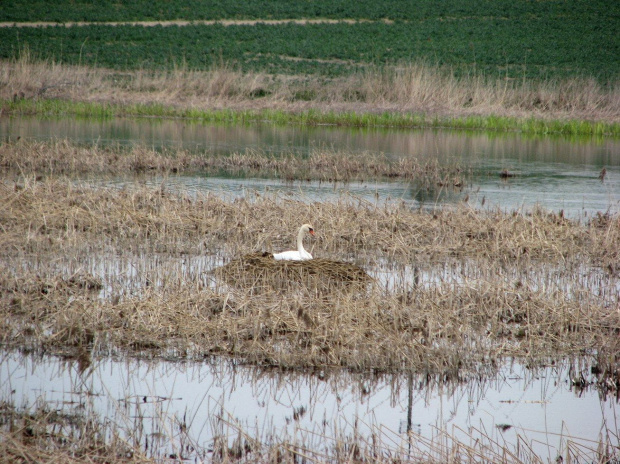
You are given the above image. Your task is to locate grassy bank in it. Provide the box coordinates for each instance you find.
[5,97,620,137]
[1,52,619,135]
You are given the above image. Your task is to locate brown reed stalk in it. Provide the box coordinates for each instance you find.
[0,138,467,186]
[0,179,618,372]
[2,53,619,121]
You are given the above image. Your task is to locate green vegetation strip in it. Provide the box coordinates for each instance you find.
[0,0,615,25]
[4,98,619,137]
[0,17,617,80]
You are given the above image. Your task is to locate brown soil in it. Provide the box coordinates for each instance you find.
[0,19,391,28]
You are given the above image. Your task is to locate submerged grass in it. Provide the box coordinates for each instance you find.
[0,402,148,464]
[3,384,617,464]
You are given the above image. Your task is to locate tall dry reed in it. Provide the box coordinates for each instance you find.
[2,52,618,121]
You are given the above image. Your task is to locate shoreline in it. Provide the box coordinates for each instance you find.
[4,97,619,138]
[2,56,618,137]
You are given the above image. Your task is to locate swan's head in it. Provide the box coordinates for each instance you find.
[301,224,315,236]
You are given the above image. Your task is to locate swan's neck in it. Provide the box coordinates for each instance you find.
[297,228,307,253]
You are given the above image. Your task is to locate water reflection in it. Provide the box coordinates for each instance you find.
[2,117,618,166]
[1,350,616,461]
[2,116,618,460]
[8,243,617,307]
[1,116,619,217]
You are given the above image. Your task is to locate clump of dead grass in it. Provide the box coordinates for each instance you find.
[345,64,620,120]
[0,138,467,186]
[0,179,618,372]
[0,48,106,103]
[0,48,276,107]
[214,252,372,294]
[0,138,190,174]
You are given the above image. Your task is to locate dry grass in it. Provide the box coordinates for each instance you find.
[215,253,372,293]
[1,175,617,267]
[0,138,467,185]
[2,52,619,122]
[348,64,620,121]
[2,264,617,371]
[0,402,149,464]
[0,178,618,374]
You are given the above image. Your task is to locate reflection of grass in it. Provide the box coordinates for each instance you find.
[0,178,618,373]
[1,360,618,463]
[0,402,147,463]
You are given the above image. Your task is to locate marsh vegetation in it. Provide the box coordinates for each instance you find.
[2,53,619,136]
[1,137,618,369]
[1,173,618,461]
[0,128,618,462]
[1,1,618,456]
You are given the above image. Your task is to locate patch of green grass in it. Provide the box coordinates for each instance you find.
[4,97,619,137]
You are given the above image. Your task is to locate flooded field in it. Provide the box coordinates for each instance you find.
[2,116,619,217]
[1,117,619,462]
[2,351,617,462]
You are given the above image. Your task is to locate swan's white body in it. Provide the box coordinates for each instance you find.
[273,224,315,261]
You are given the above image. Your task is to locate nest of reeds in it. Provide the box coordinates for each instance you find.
[214,253,372,293]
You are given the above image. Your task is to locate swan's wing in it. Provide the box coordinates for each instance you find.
[273,250,302,261]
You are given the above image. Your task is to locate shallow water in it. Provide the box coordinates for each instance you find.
[1,116,619,460]
[3,247,619,460]
[2,116,619,218]
[1,350,617,461]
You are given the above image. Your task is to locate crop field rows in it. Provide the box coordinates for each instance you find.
[0,0,614,23]
[0,1,618,81]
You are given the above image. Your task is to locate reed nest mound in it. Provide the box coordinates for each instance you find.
[215,253,372,293]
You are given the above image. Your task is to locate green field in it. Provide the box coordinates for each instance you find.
[0,0,616,23]
[1,0,618,81]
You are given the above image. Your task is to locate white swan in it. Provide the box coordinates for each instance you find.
[273,224,315,261]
